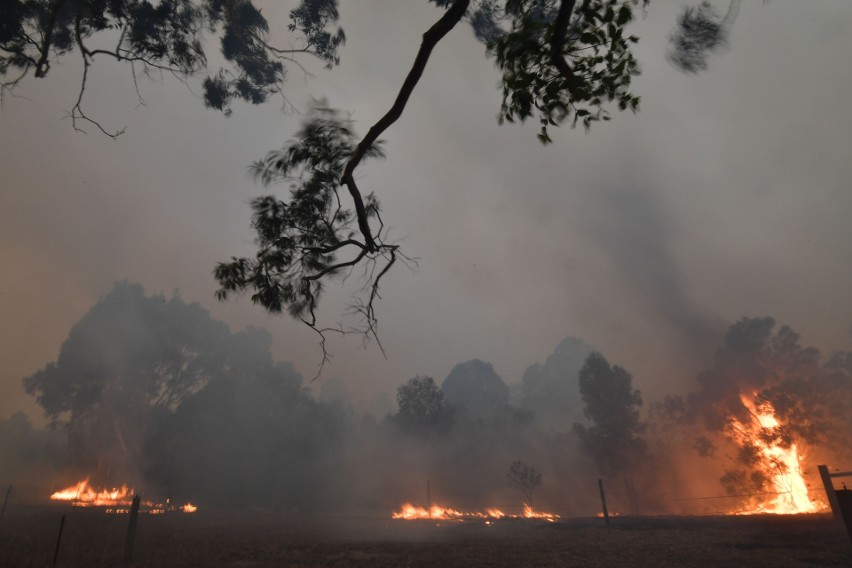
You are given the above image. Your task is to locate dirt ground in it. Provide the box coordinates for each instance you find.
[1,507,851,567]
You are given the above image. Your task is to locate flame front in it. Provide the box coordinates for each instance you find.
[50,478,197,514]
[392,503,557,522]
[50,479,133,507]
[522,504,559,521]
[727,394,825,515]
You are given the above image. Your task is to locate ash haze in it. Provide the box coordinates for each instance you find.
[1,0,851,447]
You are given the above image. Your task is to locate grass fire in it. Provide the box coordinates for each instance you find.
[2,287,851,566]
[392,503,559,522]
[49,479,197,514]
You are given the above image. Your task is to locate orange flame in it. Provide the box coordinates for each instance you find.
[727,394,826,515]
[49,478,197,514]
[392,503,558,522]
[522,503,559,521]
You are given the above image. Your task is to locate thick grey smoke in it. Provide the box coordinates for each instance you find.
[585,184,723,367]
[8,284,606,514]
[518,336,594,430]
[7,284,851,517]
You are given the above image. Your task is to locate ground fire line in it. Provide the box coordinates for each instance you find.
[49,479,197,514]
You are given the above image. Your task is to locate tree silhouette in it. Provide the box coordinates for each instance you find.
[687,317,852,496]
[3,1,660,356]
[212,0,647,358]
[392,375,455,436]
[0,0,344,135]
[507,459,541,507]
[22,281,286,481]
[573,352,645,512]
[667,0,741,73]
[441,359,510,419]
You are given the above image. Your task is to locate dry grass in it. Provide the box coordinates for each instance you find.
[1,507,850,567]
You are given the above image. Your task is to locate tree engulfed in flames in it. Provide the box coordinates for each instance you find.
[50,479,197,514]
[392,503,558,522]
[727,394,826,515]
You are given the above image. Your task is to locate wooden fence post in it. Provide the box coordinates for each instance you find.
[817,464,852,524]
[52,514,66,568]
[598,478,610,526]
[1,484,10,517]
[123,495,141,565]
[835,490,852,545]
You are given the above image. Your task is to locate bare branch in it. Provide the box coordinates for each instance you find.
[0,66,32,109]
[303,246,368,281]
[340,0,471,252]
[68,9,125,138]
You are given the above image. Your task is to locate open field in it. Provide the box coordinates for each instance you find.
[1,507,851,567]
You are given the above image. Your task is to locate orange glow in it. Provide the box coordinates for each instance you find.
[392,503,558,522]
[50,479,197,514]
[50,479,132,507]
[727,394,826,515]
[522,504,558,522]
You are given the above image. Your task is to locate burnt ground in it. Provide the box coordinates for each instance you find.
[1,507,851,567]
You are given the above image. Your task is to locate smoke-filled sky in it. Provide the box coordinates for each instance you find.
[2,0,851,423]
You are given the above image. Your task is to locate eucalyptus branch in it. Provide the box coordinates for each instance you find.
[341,0,471,252]
[0,66,32,108]
[34,0,67,78]
[551,0,578,82]
[70,12,125,137]
[303,247,369,281]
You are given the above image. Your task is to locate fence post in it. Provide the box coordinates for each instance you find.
[835,490,852,545]
[1,484,10,517]
[52,515,66,568]
[598,478,610,526]
[123,495,141,565]
[818,465,842,522]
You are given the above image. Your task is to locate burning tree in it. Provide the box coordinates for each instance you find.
[507,460,542,508]
[686,317,850,514]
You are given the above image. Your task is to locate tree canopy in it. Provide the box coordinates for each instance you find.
[0,0,344,134]
[22,281,304,479]
[573,352,646,476]
[573,351,646,512]
[686,317,852,493]
[441,359,510,419]
[392,375,455,436]
[20,281,357,507]
[2,0,727,362]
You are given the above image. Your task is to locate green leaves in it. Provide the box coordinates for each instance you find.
[490,0,643,143]
[1,0,345,119]
[214,105,385,322]
[573,352,646,475]
[667,1,727,74]
[288,0,346,68]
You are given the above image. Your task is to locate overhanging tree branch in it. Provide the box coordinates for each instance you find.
[341,0,471,252]
[550,0,578,82]
[34,0,67,78]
